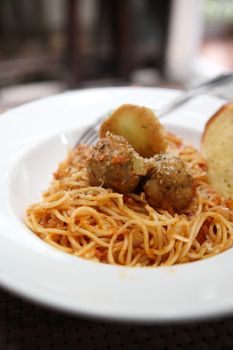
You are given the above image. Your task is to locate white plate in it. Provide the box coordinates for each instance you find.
[0,86,231,323]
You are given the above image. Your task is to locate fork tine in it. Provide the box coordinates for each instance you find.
[79,127,97,144]
[88,132,99,145]
[75,115,106,147]
[75,128,98,147]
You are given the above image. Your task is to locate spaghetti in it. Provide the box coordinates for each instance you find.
[26,133,233,266]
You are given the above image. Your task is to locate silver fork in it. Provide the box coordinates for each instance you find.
[75,72,233,147]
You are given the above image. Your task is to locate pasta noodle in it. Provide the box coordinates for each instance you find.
[26,133,233,267]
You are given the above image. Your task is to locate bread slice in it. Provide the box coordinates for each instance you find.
[201,101,233,198]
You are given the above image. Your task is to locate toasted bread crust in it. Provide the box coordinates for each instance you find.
[202,100,233,143]
[201,101,233,198]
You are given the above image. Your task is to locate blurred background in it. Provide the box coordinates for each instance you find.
[0,0,232,112]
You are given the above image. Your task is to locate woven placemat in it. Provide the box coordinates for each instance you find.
[0,287,232,350]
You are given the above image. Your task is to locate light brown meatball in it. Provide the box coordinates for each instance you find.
[144,154,193,209]
[87,133,147,193]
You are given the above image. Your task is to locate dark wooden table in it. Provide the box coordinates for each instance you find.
[0,285,233,350]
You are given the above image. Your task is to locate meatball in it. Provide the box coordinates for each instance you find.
[87,132,147,193]
[144,154,193,209]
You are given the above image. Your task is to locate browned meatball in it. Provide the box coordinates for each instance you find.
[87,132,147,193]
[144,154,193,209]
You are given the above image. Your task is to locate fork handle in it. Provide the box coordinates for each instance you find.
[157,72,233,117]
